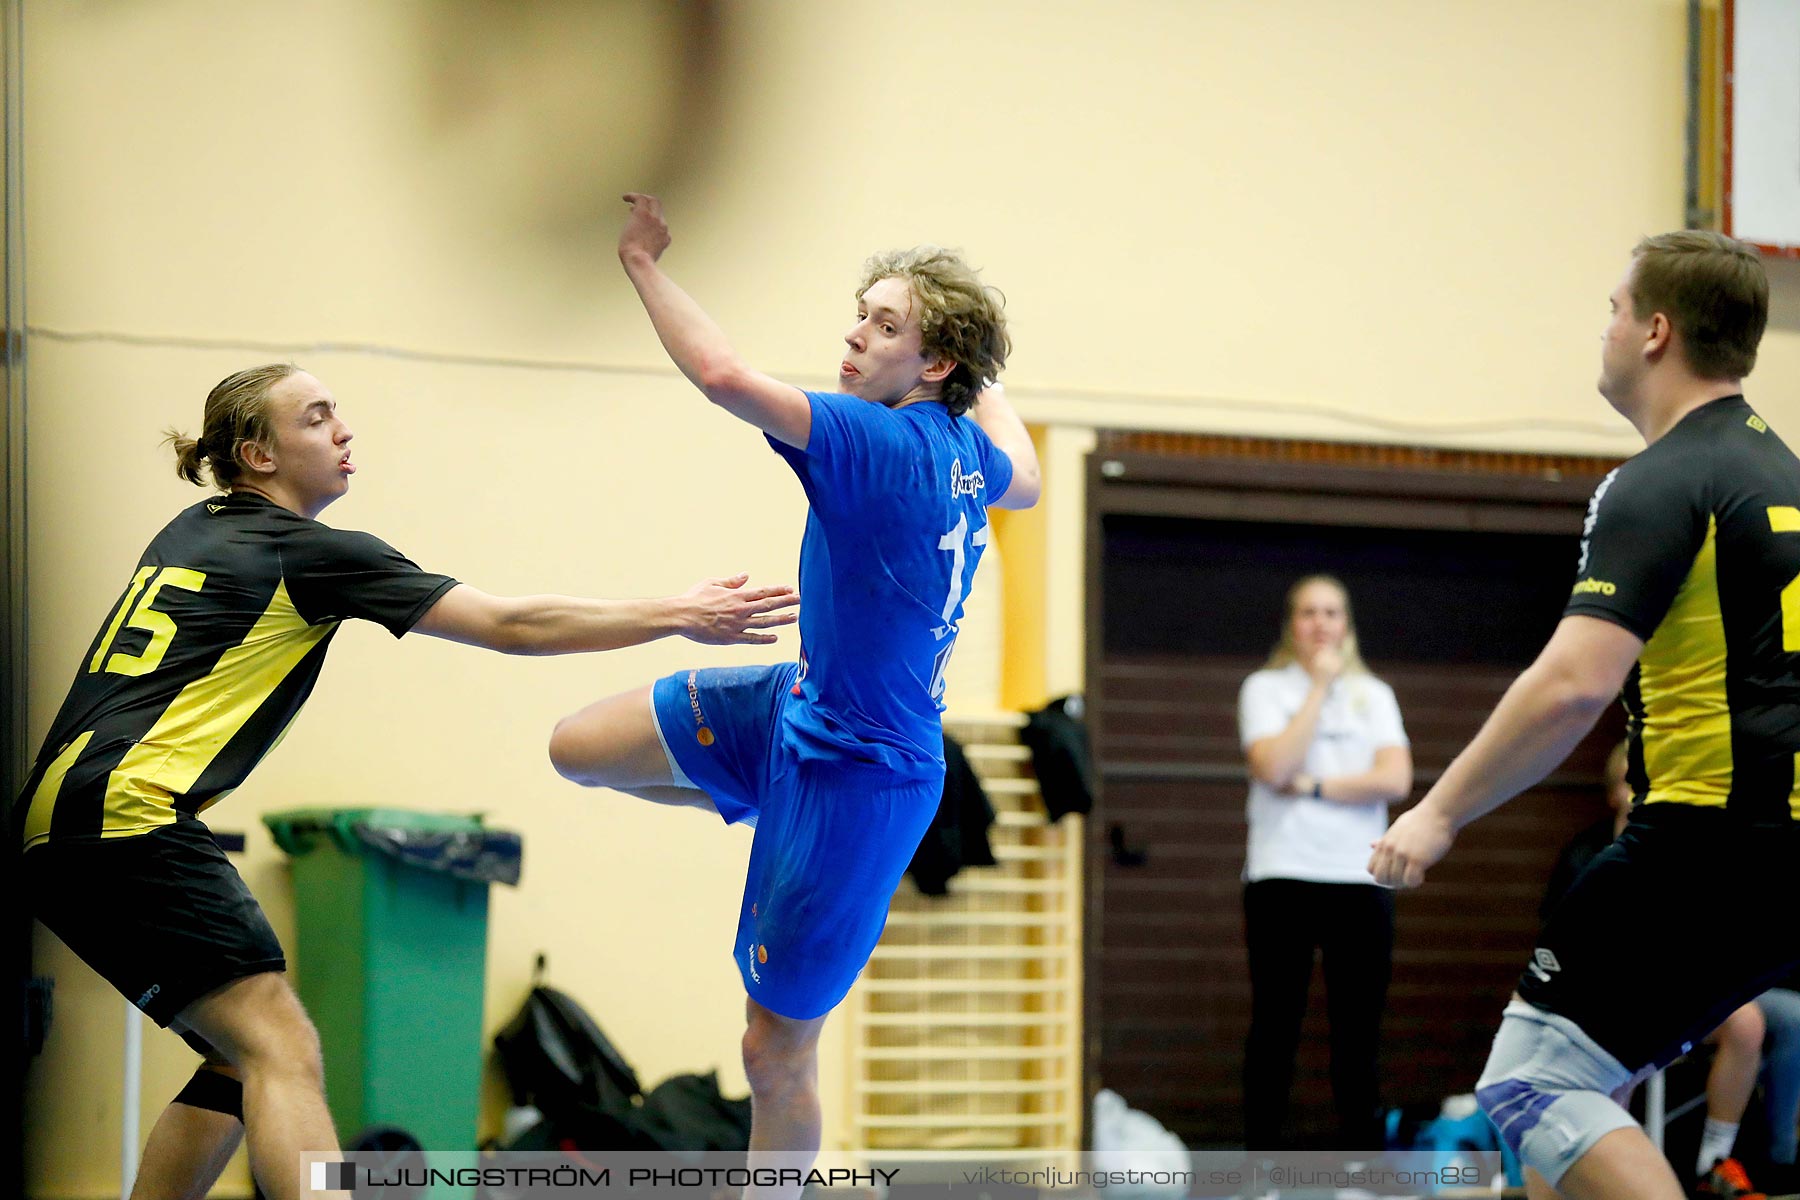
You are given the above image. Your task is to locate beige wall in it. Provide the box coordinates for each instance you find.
[21,1,1800,1196]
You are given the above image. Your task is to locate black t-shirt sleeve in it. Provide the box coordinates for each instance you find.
[1564,456,1710,641]
[281,525,459,637]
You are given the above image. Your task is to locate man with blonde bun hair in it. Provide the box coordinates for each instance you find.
[1370,230,1794,1200]
[550,194,1040,1198]
[167,362,289,487]
[16,363,797,1200]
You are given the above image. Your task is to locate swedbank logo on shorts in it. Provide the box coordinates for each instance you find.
[1571,577,1617,597]
[949,458,984,499]
[685,670,714,747]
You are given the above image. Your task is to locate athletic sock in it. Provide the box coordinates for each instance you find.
[1697,1118,1740,1177]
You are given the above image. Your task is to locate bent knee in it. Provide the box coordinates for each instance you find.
[549,694,672,790]
[184,974,323,1075]
[741,1012,822,1096]
[548,711,646,788]
[1719,1002,1766,1050]
[741,1035,809,1097]
[548,715,601,786]
[241,987,324,1070]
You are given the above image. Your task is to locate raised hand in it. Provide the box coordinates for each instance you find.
[619,192,672,266]
[677,573,799,646]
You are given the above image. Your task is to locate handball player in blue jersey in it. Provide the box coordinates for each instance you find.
[550,194,1040,1177]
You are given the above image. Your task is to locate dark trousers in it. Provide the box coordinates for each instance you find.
[1243,878,1394,1149]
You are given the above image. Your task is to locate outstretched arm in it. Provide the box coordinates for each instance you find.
[969,384,1041,510]
[1367,614,1641,888]
[617,193,813,449]
[412,574,798,655]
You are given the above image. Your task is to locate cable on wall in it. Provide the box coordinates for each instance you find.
[23,323,1636,443]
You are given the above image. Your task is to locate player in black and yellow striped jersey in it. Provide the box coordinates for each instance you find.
[1369,232,1790,1200]
[15,364,797,1200]
[1568,394,1800,823]
[21,489,458,849]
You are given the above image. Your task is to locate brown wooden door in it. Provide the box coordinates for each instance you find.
[1083,448,1625,1149]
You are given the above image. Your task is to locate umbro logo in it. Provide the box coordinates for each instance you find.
[206,503,226,514]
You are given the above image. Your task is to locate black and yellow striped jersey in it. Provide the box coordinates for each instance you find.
[1567,395,1800,820]
[16,492,457,850]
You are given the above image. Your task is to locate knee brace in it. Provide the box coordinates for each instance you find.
[173,1067,243,1121]
[1474,1001,1641,1188]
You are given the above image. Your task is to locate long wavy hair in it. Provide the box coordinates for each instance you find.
[1262,574,1368,675]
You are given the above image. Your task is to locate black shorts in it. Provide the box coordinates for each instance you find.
[24,816,286,1028]
[1518,803,1800,1073]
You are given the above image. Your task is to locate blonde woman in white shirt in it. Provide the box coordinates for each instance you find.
[1238,574,1413,1149]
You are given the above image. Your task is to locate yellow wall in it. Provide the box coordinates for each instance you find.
[20,1,1800,1196]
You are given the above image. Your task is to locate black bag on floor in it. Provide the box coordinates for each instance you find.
[637,1071,752,1151]
[493,982,644,1134]
[491,970,750,1152]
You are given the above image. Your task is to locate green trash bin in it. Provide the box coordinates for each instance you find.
[263,807,521,1162]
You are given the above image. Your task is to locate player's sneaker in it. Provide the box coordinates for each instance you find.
[1696,1157,1767,1200]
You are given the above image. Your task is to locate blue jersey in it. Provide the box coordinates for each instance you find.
[767,391,1013,778]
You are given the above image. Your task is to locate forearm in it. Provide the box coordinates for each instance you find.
[1246,688,1329,786]
[971,386,1041,507]
[1317,766,1410,806]
[620,249,745,397]
[1417,660,1611,830]
[486,594,686,655]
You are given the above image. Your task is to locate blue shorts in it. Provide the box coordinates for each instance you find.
[651,664,944,1020]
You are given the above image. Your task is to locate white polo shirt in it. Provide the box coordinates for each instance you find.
[1238,663,1409,884]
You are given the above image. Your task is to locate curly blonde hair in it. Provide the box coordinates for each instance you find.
[858,247,1009,416]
